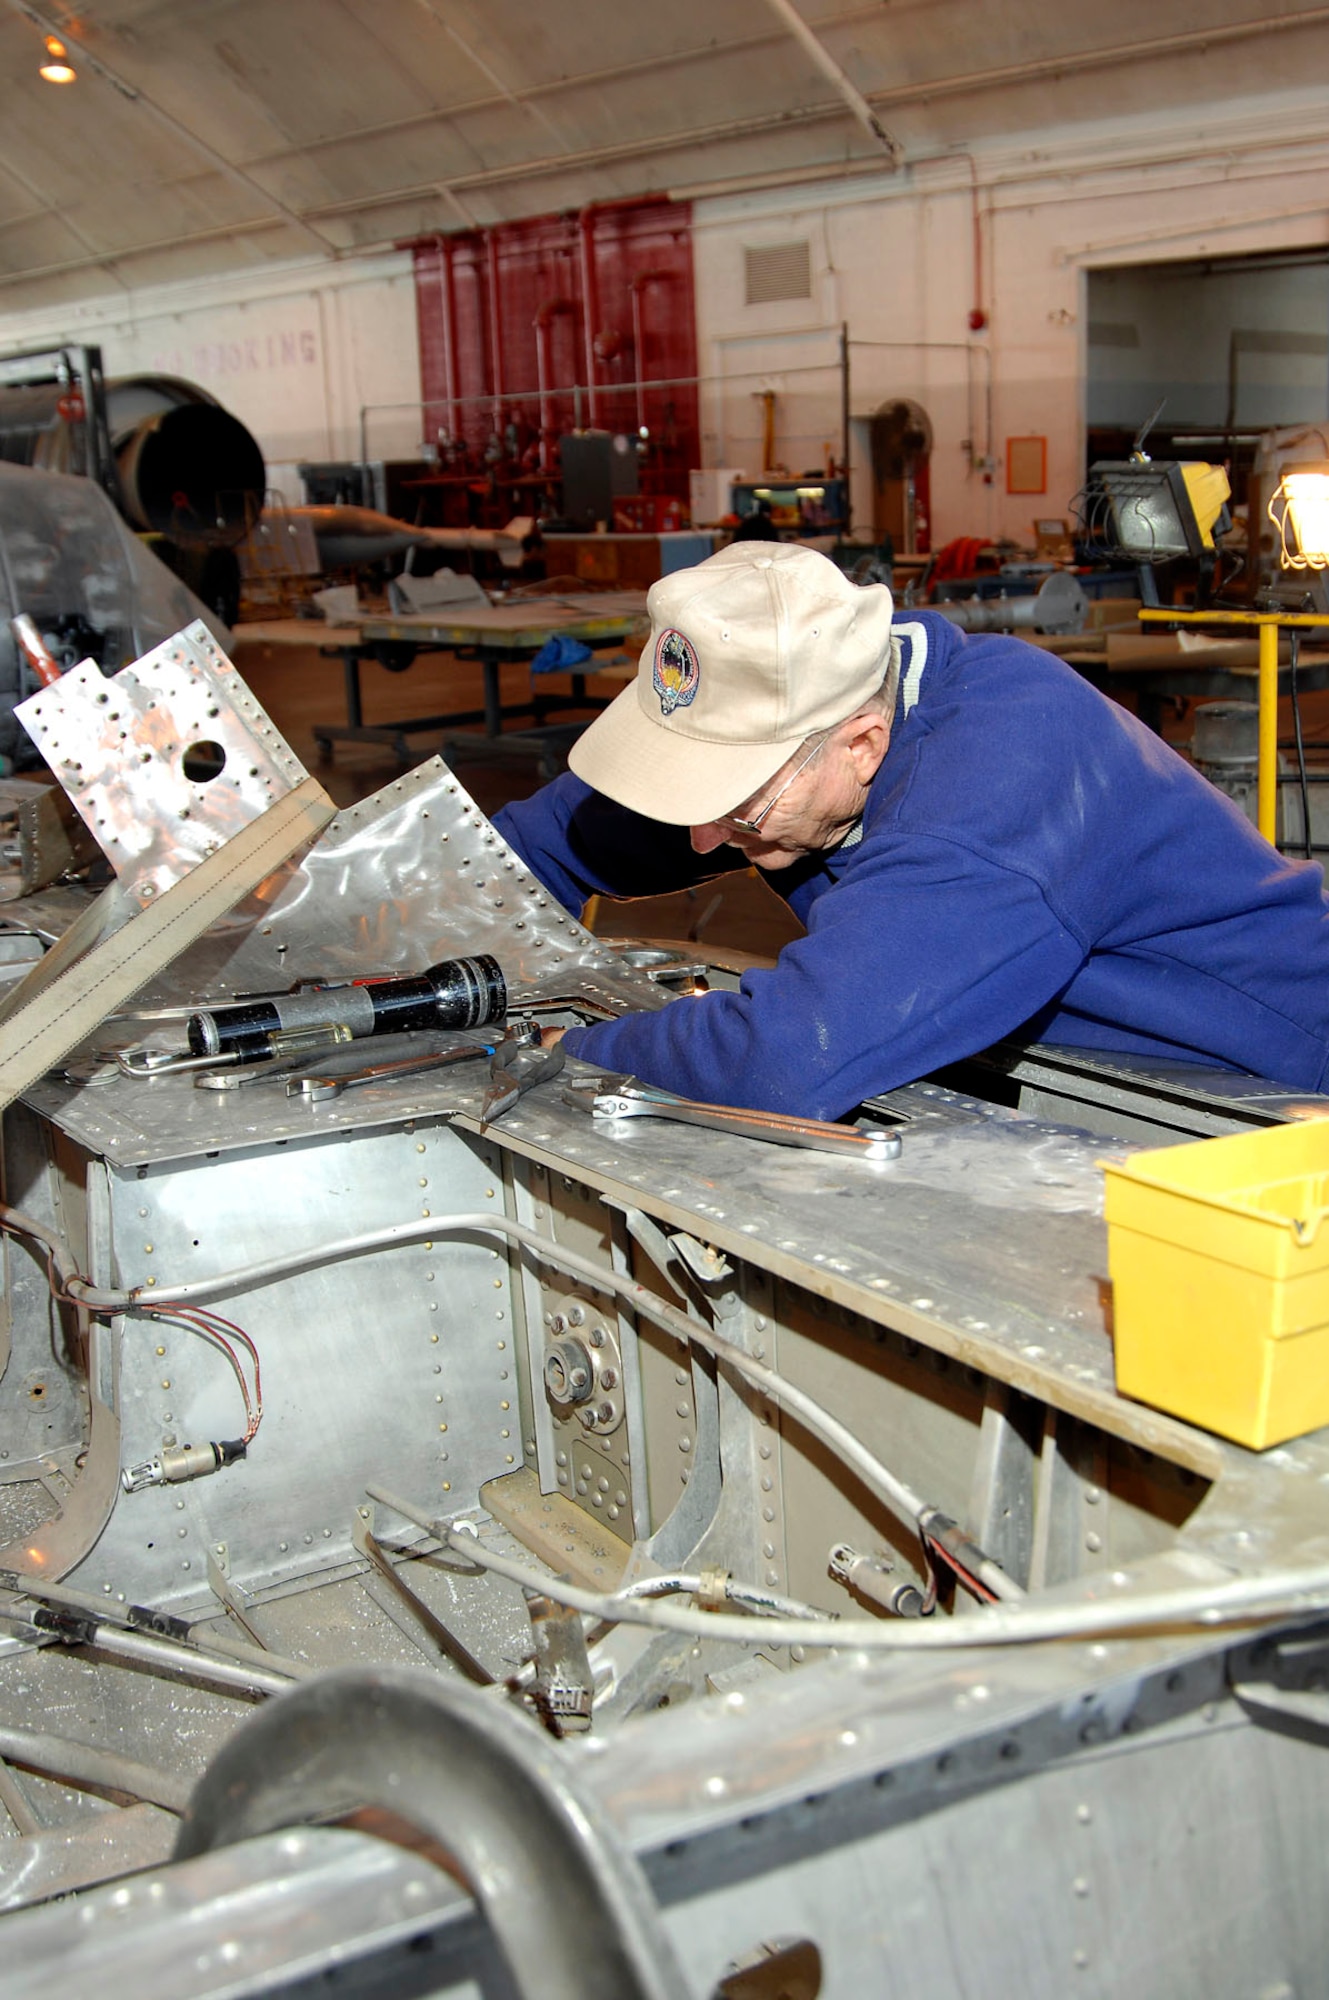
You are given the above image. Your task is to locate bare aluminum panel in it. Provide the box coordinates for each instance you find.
[93,755,663,1006]
[64,1117,525,1615]
[14,621,307,903]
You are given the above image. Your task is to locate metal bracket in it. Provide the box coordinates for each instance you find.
[205,1542,267,1651]
[352,1504,493,1686]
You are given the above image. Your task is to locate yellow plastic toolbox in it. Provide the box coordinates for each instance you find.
[1102,1120,1329,1449]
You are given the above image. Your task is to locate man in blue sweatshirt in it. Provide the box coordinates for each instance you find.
[493,541,1329,1119]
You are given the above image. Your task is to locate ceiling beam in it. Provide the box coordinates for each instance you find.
[761,0,902,165]
[1,0,343,262]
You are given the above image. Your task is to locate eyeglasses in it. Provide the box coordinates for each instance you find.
[720,730,832,834]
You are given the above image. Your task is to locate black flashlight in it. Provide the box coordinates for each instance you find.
[186,953,507,1061]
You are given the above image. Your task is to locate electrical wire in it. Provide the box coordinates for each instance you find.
[132,1304,263,1444]
[0,1204,264,1446]
[1289,628,1314,860]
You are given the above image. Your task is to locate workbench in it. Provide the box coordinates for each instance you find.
[237,594,648,771]
[1040,628,1329,735]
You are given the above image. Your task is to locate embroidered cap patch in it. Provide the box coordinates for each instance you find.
[653,628,700,718]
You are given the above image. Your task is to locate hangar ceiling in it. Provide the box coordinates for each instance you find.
[0,0,1325,309]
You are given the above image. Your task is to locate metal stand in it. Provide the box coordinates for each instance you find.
[1139,608,1329,844]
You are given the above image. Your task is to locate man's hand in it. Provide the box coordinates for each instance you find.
[539,1025,566,1049]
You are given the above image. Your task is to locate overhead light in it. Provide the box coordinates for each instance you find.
[39,35,77,83]
[1269,464,1329,571]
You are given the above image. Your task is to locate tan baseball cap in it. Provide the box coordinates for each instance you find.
[568,541,895,825]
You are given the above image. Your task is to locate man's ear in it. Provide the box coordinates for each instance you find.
[844,710,891,785]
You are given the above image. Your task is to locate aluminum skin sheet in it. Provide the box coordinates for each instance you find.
[14,621,305,904]
[21,753,666,1165]
[96,754,660,1008]
[60,1117,529,1616]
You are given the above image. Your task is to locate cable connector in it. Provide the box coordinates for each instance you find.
[830,1542,928,1618]
[120,1438,247,1494]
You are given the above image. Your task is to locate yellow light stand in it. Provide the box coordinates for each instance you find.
[1138,608,1329,845]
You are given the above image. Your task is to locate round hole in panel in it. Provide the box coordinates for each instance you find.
[181,740,228,782]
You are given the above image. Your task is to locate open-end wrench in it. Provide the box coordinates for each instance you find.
[288,1041,500,1103]
[479,1033,565,1127]
[568,1077,903,1161]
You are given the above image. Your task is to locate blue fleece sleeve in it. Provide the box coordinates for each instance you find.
[494,773,733,914]
[559,831,1087,1117]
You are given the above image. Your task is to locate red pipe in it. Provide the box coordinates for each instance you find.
[577,207,600,429]
[11,614,62,687]
[439,236,459,444]
[534,299,575,470]
[629,272,670,436]
[485,233,504,432]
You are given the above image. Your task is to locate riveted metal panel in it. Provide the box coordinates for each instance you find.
[63,1118,520,1614]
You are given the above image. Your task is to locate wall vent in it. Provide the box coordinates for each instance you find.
[745,241,812,307]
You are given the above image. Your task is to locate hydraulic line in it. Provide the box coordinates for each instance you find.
[0,1583,304,1698]
[377,1502,1329,1655]
[615,1573,826,1620]
[55,1209,1019,1596]
[373,1495,824,1624]
[0,1723,190,1814]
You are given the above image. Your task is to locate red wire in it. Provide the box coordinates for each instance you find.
[0,1215,264,1446]
[136,1304,263,1444]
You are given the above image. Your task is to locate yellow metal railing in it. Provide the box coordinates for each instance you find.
[1137,608,1329,846]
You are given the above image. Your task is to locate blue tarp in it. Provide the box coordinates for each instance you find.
[530,633,594,675]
